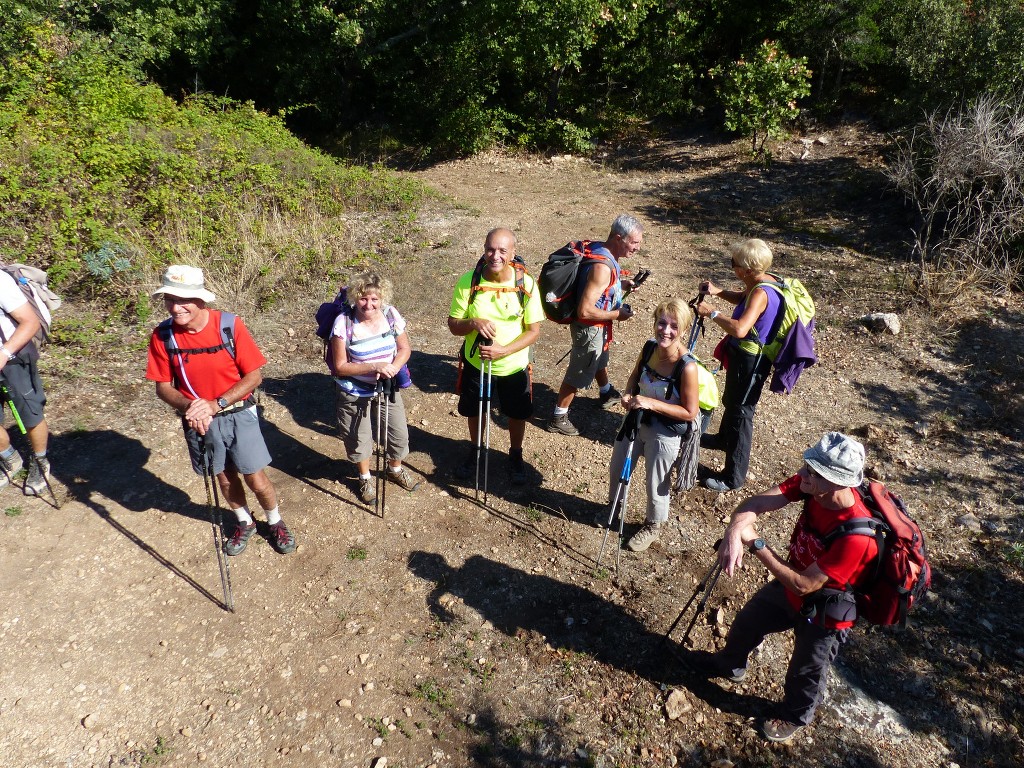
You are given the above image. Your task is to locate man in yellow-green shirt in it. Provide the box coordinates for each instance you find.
[448,228,544,485]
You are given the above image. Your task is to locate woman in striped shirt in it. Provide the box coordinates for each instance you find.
[330,272,419,503]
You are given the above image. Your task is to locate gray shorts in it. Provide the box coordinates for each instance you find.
[562,322,609,390]
[0,355,47,430]
[336,389,410,464]
[185,404,272,476]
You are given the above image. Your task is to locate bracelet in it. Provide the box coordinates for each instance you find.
[0,345,12,361]
[710,310,720,321]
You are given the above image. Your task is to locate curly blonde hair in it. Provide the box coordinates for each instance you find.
[346,272,392,307]
[728,238,773,272]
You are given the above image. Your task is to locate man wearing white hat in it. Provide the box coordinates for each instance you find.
[145,265,296,556]
[687,432,878,743]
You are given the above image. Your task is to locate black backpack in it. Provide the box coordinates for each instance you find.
[538,241,613,323]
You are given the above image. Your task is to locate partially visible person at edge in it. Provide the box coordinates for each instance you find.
[546,214,643,437]
[606,299,699,552]
[682,432,876,743]
[330,272,419,504]
[694,238,781,492]
[447,227,543,485]
[145,265,296,556]
[0,268,52,495]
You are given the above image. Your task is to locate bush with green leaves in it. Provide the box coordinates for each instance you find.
[0,20,423,318]
[710,41,812,159]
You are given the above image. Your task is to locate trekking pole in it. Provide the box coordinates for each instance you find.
[596,409,641,572]
[374,379,385,516]
[686,291,707,354]
[199,435,234,613]
[472,336,492,502]
[663,541,724,648]
[379,376,395,519]
[482,359,493,506]
[0,382,61,508]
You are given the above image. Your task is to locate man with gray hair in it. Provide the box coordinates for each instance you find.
[546,214,643,436]
[145,265,296,557]
[682,432,878,743]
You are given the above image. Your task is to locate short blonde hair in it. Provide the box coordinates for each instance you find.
[653,298,693,336]
[728,238,773,272]
[347,272,392,307]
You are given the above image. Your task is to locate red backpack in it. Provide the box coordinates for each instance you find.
[823,481,931,628]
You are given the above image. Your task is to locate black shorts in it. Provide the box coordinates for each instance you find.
[0,355,47,430]
[458,365,533,421]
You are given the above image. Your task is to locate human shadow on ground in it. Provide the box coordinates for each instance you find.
[407,551,776,716]
[52,430,226,610]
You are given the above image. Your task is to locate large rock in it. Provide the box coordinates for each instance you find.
[664,688,693,720]
[861,312,902,335]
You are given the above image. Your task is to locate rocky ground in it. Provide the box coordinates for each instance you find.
[1,128,1022,768]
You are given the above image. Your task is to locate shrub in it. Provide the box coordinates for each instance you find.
[709,41,812,160]
[888,92,1024,302]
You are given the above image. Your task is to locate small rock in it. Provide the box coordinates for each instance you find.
[711,760,735,768]
[359,653,370,665]
[713,607,725,626]
[81,713,97,729]
[954,513,983,533]
[371,737,384,747]
[180,727,192,737]
[860,312,901,335]
[337,699,352,708]
[664,689,692,720]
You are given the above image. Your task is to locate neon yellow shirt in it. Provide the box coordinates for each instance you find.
[449,268,543,376]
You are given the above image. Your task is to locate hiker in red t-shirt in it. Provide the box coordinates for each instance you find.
[688,432,877,743]
[145,265,296,557]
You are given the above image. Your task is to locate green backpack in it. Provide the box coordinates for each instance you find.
[738,275,815,361]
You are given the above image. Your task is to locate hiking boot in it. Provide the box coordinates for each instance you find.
[546,413,579,436]
[23,456,50,496]
[762,719,803,743]
[388,467,420,491]
[268,520,297,554]
[0,451,24,488]
[599,386,622,410]
[509,451,527,486]
[224,521,257,556]
[626,522,662,552]
[358,477,377,504]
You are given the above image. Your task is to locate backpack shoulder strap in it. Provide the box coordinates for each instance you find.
[219,311,237,359]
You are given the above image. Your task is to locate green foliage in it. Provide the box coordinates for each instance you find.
[346,546,368,561]
[0,17,423,317]
[710,41,812,160]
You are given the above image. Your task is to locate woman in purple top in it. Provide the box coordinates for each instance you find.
[694,239,782,492]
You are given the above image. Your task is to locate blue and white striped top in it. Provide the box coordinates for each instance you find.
[331,305,406,397]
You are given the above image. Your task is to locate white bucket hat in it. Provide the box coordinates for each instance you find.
[802,432,865,488]
[152,265,216,303]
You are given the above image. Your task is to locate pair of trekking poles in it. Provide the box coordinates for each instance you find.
[470,335,493,505]
[0,382,60,508]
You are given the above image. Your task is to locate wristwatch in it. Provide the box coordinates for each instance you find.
[749,538,767,554]
[216,397,229,410]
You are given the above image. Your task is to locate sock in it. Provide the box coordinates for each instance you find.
[599,383,612,394]
[0,446,16,460]
[553,406,568,417]
[360,472,372,480]
[389,466,403,475]
[264,506,281,525]
[233,506,254,525]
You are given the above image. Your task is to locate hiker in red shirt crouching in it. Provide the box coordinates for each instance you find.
[689,432,877,743]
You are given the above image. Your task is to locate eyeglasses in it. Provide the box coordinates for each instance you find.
[805,464,822,479]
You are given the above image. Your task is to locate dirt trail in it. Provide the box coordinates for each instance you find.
[1,137,1021,768]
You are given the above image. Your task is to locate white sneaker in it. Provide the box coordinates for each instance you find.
[0,451,23,488]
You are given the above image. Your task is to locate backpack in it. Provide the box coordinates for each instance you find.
[314,288,412,388]
[740,274,815,362]
[640,340,719,413]
[157,312,237,396]
[821,481,931,629]
[538,241,615,323]
[1,263,62,347]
